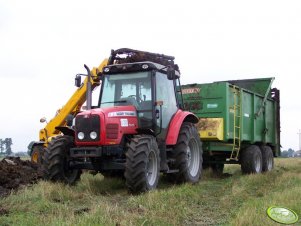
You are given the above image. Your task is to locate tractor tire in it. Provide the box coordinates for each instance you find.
[31,145,44,164]
[260,145,274,172]
[125,135,160,193]
[42,135,81,185]
[172,122,203,183]
[240,145,262,174]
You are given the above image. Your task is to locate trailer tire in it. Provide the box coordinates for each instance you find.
[260,145,274,172]
[43,135,81,185]
[172,122,203,183]
[125,135,160,193]
[240,145,262,174]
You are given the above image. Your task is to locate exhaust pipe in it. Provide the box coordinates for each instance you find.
[84,64,92,110]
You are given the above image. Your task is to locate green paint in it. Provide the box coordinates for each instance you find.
[181,77,280,157]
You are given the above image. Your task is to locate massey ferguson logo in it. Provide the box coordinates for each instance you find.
[182,88,201,94]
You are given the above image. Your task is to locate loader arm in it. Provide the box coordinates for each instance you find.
[39,59,108,144]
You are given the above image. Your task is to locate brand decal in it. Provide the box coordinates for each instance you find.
[108,111,137,117]
[267,206,299,224]
[244,113,250,118]
[182,88,201,94]
[207,103,218,109]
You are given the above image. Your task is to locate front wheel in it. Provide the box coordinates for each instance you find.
[125,135,160,193]
[31,145,44,164]
[172,122,203,183]
[43,135,81,185]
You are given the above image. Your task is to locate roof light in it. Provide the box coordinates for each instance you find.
[142,64,149,69]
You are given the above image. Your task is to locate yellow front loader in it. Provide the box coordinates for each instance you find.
[28,59,108,163]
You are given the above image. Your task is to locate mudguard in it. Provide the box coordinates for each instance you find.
[27,141,44,156]
[165,110,199,145]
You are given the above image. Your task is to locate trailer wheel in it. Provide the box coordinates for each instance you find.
[260,145,274,172]
[31,145,44,164]
[240,145,262,174]
[172,122,203,183]
[43,135,81,185]
[125,135,160,193]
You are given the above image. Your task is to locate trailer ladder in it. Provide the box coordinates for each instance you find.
[230,86,242,160]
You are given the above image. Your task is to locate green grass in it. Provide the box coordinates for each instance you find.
[0,158,301,226]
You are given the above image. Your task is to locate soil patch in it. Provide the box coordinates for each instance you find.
[0,157,43,197]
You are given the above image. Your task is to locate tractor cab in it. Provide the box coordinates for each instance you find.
[99,59,182,139]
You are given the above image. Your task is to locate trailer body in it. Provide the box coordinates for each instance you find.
[182,78,280,165]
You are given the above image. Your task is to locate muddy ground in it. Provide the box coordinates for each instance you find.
[0,157,43,197]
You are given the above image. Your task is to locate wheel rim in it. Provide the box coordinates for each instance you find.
[31,152,39,163]
[267,153,273,171]
[186,138,200,177]
[255,154,261,173]
[146,150,158,186]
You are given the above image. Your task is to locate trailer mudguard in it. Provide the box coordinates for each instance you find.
[166,110,199,145]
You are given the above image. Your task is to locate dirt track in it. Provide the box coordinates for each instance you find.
[0,157,43,197]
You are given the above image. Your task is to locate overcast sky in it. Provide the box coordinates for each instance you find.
[1,0,301,152]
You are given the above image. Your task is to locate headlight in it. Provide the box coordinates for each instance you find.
[77,132,85,140]
[90,131,97,140]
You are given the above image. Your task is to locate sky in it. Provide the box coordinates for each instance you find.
[0,0,301,152]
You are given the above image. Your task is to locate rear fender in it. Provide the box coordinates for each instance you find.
[166,110,199,145]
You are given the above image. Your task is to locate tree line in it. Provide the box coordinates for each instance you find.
[0,138,13,156]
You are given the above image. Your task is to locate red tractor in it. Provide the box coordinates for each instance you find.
[42,49,203,193]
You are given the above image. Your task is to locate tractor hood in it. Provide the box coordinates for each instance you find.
[75,105,138,146]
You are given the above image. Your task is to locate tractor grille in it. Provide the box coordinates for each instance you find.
[75,114,100,142]
[106,123,119,139]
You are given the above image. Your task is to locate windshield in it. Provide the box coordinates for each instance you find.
[99,71,152,110]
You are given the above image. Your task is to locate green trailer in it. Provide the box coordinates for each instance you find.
[181,77,280,174]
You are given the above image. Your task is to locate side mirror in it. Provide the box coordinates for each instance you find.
[75,75,82,87]
[40,117,47,123]
[167,67,175,80]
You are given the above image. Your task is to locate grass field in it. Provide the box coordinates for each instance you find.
[0,158,300,226]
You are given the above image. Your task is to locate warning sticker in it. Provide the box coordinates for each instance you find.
[120,119,129,127]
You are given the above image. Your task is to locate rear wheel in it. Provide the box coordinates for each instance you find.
[172,122,203,183]
[125,135,160,193]
[43,135,81,185]
[240,145,262,174]
[260,145,274,172]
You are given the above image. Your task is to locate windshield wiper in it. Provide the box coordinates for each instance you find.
[101,100,127,104]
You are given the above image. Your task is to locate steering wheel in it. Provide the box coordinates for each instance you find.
[128,95,137,100]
